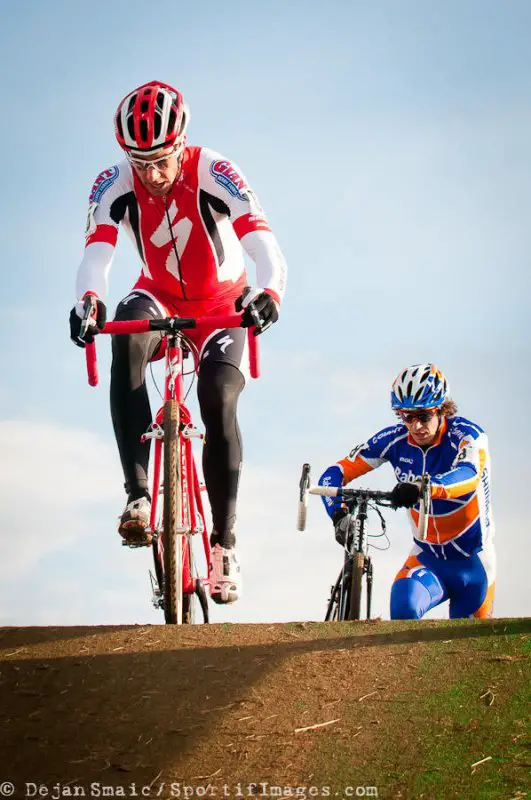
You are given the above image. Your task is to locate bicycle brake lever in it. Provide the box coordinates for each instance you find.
[248,301,265,331]
[79,295,95,341]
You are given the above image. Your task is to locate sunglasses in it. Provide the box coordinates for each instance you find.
[400,410,438,425]
[127,147,178,173]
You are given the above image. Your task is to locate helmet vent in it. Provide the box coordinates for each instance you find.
[140,100,149,113]
[169,109,177,133]
[139,119,148,143]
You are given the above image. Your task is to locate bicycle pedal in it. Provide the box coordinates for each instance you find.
[121,531,153,548]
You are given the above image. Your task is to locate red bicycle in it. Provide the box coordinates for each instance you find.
[82,302,260,624]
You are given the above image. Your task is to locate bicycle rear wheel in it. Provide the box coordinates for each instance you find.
[163,399,184,624]
[349,552,366,620]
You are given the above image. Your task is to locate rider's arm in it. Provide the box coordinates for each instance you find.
[431,433,489,500]
[198,149,287,304]
[75,164,130,301]
[318,434,392,519]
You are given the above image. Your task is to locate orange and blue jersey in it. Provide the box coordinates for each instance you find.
[319,415,494,561]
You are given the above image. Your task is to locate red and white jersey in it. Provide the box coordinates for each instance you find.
[76,146,287,312]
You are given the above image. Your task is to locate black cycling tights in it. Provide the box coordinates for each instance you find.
[110,318,244,548]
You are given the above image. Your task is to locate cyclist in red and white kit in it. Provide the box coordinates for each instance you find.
[69,81,287,604]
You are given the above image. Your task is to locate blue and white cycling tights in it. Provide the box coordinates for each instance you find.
[390,544,496,619]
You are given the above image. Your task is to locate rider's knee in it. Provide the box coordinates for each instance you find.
[390,578,430,620]
[198,363,244,414]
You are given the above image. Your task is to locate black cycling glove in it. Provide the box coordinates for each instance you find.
[235,288,279,335]
[390,481,420,509]
[69,296,107,348]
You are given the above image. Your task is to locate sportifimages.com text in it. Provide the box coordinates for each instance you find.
[0,782,379,799]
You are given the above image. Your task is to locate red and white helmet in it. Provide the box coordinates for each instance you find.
[114,80,190,155]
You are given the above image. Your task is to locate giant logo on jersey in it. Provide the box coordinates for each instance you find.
[210,160,248,200]
[89,166,119,204]
[372,425,403,445]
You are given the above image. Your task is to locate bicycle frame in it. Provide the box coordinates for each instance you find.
[83,313,259,622]
[148,330,210,608]
[297,463,431,621]
[324,496,379,621]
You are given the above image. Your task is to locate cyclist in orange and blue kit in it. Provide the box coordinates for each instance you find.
[318,364,496,619]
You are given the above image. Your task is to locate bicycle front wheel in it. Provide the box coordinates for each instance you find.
[348,553,366,620]
[163,399,184,624]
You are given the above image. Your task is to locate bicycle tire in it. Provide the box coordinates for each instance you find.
[325,574,342,621]
[349,552,365,620]
[340,568,352,621]
[366,557,373,620]
[163,399,184,624]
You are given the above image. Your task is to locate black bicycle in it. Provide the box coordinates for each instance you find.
[297,463,430,621]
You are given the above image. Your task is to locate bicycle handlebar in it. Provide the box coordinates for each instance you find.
[309,486,394,502]
[297,463,431,541]
[84,314,260,386]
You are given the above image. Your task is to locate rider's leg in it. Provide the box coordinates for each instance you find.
[197,361,245,548]
[447,545,496,619]
[390,553,448,619]
[110,292,164,521]
[195,328,247,604]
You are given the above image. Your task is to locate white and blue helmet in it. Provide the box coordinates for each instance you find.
[391,364,449,411]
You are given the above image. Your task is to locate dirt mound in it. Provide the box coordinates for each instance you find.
[1,618,529,799]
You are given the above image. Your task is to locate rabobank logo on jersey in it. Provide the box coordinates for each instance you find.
[210,160,248,200]
[394,465,422,483]
[89,166,119,204]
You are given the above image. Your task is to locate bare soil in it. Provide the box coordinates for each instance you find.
[1,619,529,800]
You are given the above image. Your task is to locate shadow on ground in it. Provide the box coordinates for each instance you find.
[1,618,529,794]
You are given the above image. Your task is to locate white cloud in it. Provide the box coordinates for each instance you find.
[1,420,121,569]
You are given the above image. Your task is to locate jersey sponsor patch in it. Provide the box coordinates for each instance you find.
[89,166,119,204]
[210,160,248,200]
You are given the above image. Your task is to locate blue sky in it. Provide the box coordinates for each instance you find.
[1,0,530,624]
